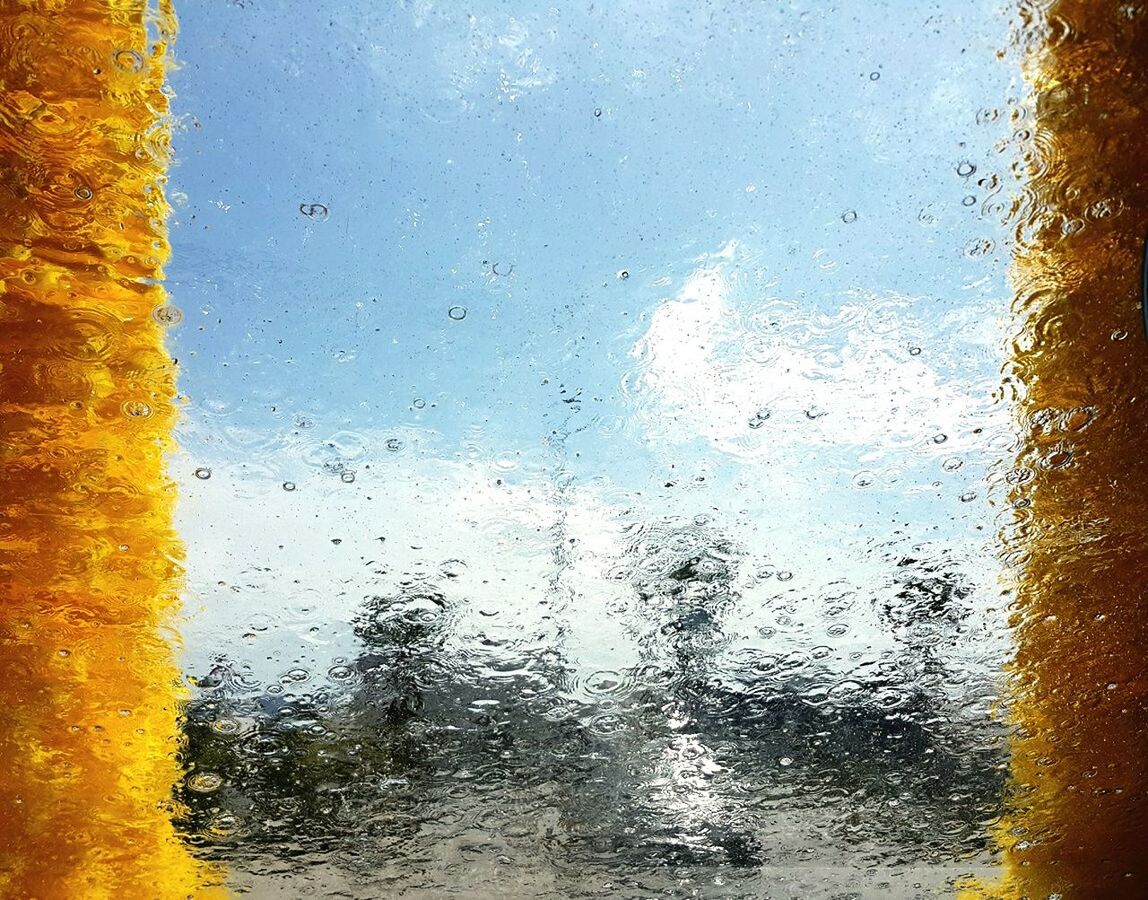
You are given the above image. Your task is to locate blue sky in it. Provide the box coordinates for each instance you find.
[164,0,1021,701]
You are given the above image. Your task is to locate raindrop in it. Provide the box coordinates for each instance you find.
[448,305,468,320]
[194,467,212,480]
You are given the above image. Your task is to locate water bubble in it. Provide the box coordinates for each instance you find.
[413,398,426,409]
[853,471,875,488]
[74,185,93,201]
[959,491,977,502]
[869,71,880,81]
[1111,328,1129,341]
[942,457,963,471]
[194,467,212,480]
[909,346,922,356]
[299,202,329,220]
[282,481,296,491]
[616,269,630,280]
[932,433,948,444]
[448,305,468,320]
[779,756,794,766]
[962,195,977,206]
[777,571,794,582]
[841,209,858,223]
[956,160,977,177]
[121,400,152,419]
[385,438,404,452]
[594,107,602,117]
[340,471,356,484]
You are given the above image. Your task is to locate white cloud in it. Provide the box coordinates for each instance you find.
[628,241,1005,465]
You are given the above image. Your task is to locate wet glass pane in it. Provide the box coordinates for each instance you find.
[2,0,1145,898]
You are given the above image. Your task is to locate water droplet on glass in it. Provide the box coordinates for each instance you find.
[187,771,224,793]
[152,305,183,325]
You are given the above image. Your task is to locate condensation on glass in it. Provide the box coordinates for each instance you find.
[1,0,1145,898]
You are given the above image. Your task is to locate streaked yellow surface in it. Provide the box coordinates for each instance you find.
[966,1,1148,897]
[0,1,222,896]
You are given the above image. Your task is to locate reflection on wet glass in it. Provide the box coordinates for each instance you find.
[3,0,1146,896]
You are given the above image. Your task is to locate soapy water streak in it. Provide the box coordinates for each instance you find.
[965,1,1148,896]
[0,1,221,896]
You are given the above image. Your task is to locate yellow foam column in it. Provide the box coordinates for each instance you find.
[0,1,223,896]
[966,2,1148,897]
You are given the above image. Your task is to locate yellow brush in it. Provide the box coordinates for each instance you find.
[0,1,223,896]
